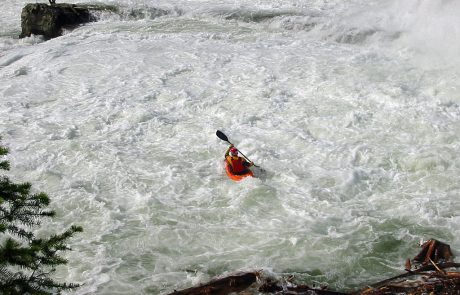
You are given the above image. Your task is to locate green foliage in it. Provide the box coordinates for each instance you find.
[0,139,82,294]
[0,144,10,171]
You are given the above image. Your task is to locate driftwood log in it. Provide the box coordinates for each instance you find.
[167,271,349,295]
[168,272,258,295]
[259,280,350,295]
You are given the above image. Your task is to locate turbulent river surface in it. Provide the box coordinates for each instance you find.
[1,0,460,294]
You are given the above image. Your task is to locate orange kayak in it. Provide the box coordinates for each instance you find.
[225,161,254,181]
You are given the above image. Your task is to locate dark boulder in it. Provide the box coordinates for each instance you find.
[20,3,95,39]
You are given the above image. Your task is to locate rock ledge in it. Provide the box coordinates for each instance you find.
[20,3,114,39]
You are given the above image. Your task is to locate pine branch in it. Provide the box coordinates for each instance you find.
[0,144,9,157]
[0,137,9,171]
[5,224,34,239]
[32,225,83,264]
[0,183,55,228]
[0,139,82,293]
[0,238,40,274]
[2,273,52,295]
[8,209,55,228]
[0,221,6,233]
[0,160,9,171]
[0,266,16,282]
[0,179,33,200]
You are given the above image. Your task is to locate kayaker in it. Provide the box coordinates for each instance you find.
[225,145,253,175]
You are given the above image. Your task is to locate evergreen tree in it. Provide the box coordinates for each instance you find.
[0,139,83,294]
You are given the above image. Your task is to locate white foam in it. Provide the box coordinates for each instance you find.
[0,0,459,294]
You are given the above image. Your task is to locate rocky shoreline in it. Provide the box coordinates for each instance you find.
[168,240,460,295]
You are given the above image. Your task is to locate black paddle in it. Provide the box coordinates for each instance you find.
[216,130,259,167]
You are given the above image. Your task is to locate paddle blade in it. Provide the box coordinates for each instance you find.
[216,130,229,142]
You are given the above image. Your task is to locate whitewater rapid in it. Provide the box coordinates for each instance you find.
[1,0,460,294]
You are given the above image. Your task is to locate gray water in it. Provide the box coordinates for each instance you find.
[1,0,460,293]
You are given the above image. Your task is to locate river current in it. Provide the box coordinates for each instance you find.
[1,0,460,294]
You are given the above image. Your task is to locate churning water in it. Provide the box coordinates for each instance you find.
[1,0,460,293]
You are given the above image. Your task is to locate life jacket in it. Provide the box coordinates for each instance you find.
[226,156,248,175]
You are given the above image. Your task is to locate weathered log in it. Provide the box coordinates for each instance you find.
[354,262,460,295]
[365,262,460,290]
[167,272,258,295]
[259,280,350,295]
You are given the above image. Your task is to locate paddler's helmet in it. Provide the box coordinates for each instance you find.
[230,147,238,156]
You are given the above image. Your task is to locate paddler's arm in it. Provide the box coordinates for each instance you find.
[224,144,234,158]
[243,160,253,167]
